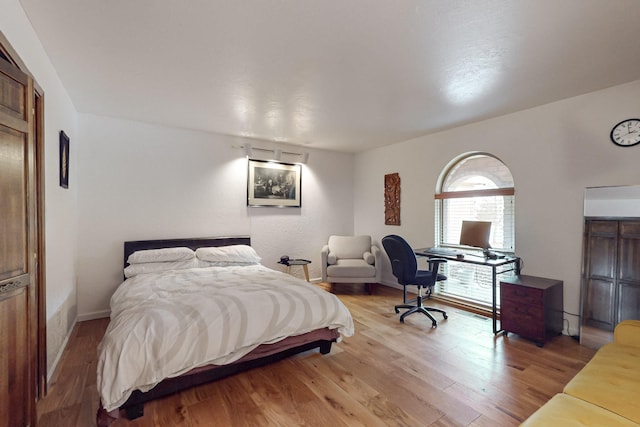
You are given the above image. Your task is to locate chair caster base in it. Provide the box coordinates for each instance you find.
[396,305,446,328]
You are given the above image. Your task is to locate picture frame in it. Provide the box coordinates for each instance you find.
[59,130,69,189]
[247,159,301,207]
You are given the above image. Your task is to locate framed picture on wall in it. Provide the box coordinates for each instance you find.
[247,159,301,207]
[59,130,69,189]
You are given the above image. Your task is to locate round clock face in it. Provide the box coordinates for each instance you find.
[610,119,640,147]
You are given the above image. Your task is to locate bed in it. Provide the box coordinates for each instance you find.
[96,236,354,426]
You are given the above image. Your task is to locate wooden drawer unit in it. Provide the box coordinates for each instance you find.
[500,275,563,346]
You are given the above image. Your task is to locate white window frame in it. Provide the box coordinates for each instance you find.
[435,153,515,253]
[433,153,516,307]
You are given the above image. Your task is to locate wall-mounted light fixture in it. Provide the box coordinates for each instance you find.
[236,143,309,164]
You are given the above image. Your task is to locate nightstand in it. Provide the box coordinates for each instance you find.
[500,275,563,347]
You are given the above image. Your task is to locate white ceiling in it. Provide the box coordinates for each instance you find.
[19,0,640,153]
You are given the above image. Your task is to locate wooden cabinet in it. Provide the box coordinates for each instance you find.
[581,219,640,348]
[0,54,37,427]
[500,275,563,347]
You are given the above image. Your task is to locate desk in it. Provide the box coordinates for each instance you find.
[414,248,521,334]
[278,259,311,282]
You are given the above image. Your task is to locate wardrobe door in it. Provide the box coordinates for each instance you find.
[0,53,36,427]
[618,221,640,322]
[582,220,617,331]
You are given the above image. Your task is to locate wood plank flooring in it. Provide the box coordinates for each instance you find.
[36,284,595,426]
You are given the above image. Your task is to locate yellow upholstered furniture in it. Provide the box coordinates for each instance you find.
[521,320,640,426]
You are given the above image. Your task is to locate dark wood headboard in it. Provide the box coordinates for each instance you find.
[124,236,251,268]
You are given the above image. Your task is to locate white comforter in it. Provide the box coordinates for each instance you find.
[97,264,354,411]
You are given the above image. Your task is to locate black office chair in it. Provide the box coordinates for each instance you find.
[382,235,448,327]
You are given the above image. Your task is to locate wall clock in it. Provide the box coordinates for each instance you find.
[610,119,640,147]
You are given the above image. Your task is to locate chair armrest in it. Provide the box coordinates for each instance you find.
[371,245,381,262]
[427,257,447,283]
[371,246,382,282]
[321,245,329,258]
[614,320,640,348]
[321,245,329,281]
[427,257,448,268]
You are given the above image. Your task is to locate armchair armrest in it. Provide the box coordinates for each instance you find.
[614,320,640,348]
[321,245,329,282]
[372,246,382,282]
[321,245,329,258]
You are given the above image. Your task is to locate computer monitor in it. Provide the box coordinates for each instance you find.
[459,220,492,250]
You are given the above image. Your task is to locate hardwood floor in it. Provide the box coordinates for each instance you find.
[36,284,595,426]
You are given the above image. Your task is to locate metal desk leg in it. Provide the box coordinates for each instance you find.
[493,258,520,334]
[492,266,499,334]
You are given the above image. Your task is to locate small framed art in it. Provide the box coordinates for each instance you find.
[59,130,69,188]
[384,172,400,225]
[247,159,301,207]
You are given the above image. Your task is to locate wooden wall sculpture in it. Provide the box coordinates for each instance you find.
[384,173,401,225]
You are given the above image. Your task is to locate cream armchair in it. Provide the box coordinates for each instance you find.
[321,235,382,294]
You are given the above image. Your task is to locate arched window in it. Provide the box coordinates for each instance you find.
[434,153,515,306]
[436,153,515,252]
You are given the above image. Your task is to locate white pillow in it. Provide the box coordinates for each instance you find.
[195,245,261,264]
[327,254,337,265]
[124,259,199,278]
[127,247,195,264]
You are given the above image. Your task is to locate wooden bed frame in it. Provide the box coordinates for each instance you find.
[97,236,339,426]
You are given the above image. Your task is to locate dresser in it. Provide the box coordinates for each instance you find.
[500,275,563,347]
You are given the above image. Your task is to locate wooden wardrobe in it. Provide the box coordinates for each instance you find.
[581,219,640,348]
[1,34,46,427]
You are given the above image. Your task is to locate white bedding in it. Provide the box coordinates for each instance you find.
[97,264,354,411]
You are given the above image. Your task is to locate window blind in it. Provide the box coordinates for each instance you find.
[433,153,516,306]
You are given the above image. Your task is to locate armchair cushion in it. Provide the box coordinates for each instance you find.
[521,393,638,427]
[326,259,377,278]
[563,340,640,424]
[327,254,337,265]
[328,235,372,259]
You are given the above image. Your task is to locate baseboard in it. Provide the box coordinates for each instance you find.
[48,309,110,383]
[77,309,110,322]
[47,315,77,383]
[380,280,402,290]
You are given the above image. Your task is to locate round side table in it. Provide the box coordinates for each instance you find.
[278,258,311,282]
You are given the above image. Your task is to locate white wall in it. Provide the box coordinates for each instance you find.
[76,114,354,318]
[354,80,640,336]
[1,0,79,374]
[584,185,640,217]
